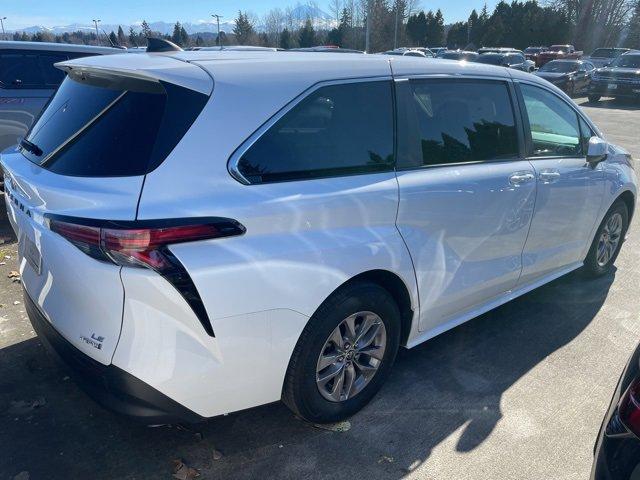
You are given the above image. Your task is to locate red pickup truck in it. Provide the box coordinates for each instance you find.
[536,44,583,67]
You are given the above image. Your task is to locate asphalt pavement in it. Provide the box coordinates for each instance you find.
[0,96,639,480]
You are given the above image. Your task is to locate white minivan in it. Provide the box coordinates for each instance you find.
[2,51,637,424]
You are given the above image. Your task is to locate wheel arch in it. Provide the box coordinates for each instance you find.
[617,190,635,224]
[325,269,416,347]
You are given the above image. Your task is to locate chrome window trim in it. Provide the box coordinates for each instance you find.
[227,75,393,185]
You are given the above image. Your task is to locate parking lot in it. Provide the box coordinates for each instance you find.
[0,96,638,480]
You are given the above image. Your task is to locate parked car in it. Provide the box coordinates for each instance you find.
[381,48,427,57]
[584,48,631,69]
[524,46,548,61]
[428,46,447,57]
[475,52,536,72]
[0,41,120,154]
[536,44,583,67]
[441,50,479,61]
[191,45,281,52]
[534,59,596,96]
[477,47,522,55]
[3,51,636,425]
[591,340,640,479]
[588,51,640,103]
[288,46,364,54]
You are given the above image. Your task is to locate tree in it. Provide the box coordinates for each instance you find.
[407,11,428,46]
[108,31,118,47]
[234,11,256,45]
[128,26,139,46]
[298,18,316,47]
[327,27,343,46]
[625,0,640,48]
[180,26,189,46]
[172,22,183,45]
[141,20,152,38]
[432,9,445,46]
[117,25,126,46]
[446,21,468,48]
[280,28,292,49]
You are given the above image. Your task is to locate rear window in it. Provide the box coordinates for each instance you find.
[20,73,208,177]
[476,54,505,65]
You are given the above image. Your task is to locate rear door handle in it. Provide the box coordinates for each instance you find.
[539,169,561,184]
[509,171,535,186]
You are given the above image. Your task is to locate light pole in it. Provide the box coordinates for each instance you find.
[365,0,371,53]
[393,1,398,49]
[92,19,101,44]
[211,14,222,47]
[0,17,6,39]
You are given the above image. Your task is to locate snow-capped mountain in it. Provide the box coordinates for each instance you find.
[12,5,334,36]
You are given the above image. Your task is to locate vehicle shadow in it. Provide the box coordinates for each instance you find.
[0,269,614,480]
[575,96,640,110]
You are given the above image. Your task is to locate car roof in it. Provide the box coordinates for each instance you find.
[0,40,122,54]
[59,50,549,96]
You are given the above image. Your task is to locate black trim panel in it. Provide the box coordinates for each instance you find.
[25,290,205,424]
[44,214,247,337]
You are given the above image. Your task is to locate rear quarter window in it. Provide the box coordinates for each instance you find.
[235,80,395,184]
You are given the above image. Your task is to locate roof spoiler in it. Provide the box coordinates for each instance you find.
[146,37,183,53]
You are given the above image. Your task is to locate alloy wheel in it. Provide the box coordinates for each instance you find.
[316,311,387,402]
[597,212,623,267]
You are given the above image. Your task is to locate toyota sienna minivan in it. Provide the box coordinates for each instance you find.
[2,51,637,424]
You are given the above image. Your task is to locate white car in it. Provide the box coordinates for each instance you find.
[2,51,637,424]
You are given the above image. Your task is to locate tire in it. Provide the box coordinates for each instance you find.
[588,94,601,103]
[566,81,575,97]
[583,200,629,277]
[282,281,401,423]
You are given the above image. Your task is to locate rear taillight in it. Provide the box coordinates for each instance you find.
[48,216,246,336]
[619,377,640,438]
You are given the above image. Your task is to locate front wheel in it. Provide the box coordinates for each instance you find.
[583,200,629,277]
[282,281,401,423]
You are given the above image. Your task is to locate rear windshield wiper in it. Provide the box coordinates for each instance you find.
[19,138,43,156]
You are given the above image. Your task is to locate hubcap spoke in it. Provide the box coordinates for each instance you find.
[316,310,387,403]
[343,363,356,400]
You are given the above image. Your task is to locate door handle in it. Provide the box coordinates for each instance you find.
[539,169,561,184]
[509,171,535,186]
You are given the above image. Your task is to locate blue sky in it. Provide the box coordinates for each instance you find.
[4,0,500,29]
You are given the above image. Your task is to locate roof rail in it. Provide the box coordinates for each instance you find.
[146,37,183,53]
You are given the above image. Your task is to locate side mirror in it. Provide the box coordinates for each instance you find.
[587,136,608,164]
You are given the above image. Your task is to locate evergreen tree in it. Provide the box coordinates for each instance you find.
[234,11,256,45]
[172,22,183,45]
[407,11,428,46]
[432,9,445,46]
[108,31,118,47]
[141,20,152,38]
[298,18,316,47]
[280,28,292,49]
[180,26,189,46]
[117,25,126,46]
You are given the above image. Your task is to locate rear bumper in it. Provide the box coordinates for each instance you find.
[589,82,640,98]
[25,290,205,424]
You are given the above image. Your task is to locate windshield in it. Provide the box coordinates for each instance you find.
[591,48,626,58]
[476,54,504,65]
[549,45,568,52]
[524,47,543,54]
[611,55,640,69]
[539,61,578,73]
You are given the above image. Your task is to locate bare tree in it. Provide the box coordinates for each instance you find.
[329,0,343,25]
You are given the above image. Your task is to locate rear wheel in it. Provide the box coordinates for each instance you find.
[282,281,401,423]
[588,94,601,103]
[583,200,629,277]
